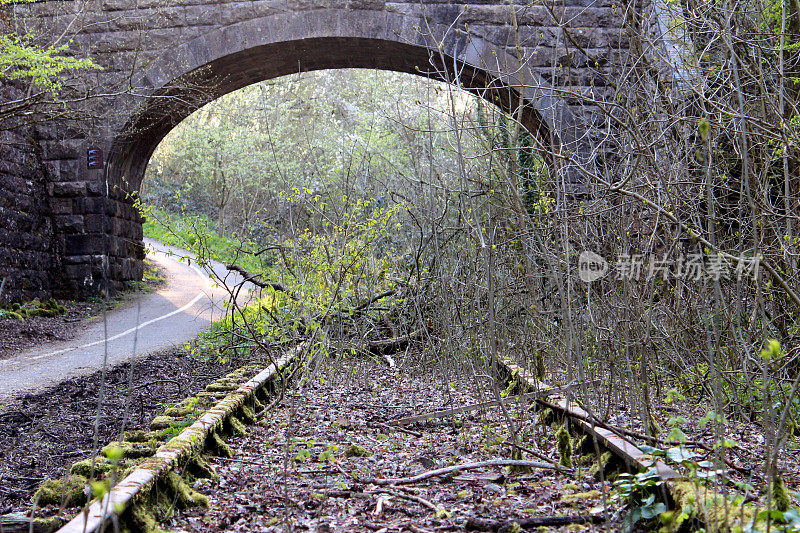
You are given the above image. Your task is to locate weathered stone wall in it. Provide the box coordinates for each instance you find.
[8,0,631,297]
[0,83,55,302]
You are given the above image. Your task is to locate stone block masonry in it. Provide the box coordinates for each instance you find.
[3,0,636,297]
[0,84,55,301]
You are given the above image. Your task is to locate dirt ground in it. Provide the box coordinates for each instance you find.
[165,356,622,533]
[0,260,165,361]
[0,348,235,514]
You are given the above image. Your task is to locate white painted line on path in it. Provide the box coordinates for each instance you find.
[24,246,218,361]
[29,291,207,360]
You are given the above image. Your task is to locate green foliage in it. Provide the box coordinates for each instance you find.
[161,192,407,359]
[612,469,666,531]
[0,0,100,93]
[142,207,263,274]
[0,34,100,91]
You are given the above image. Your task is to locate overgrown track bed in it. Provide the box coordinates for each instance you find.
[498,357,800,532]
[164,357,626,532]
[0,348,238,514]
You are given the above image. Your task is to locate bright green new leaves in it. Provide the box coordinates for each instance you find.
[0,34,99,91]
[1,0,100,91]
[761,338,782,360]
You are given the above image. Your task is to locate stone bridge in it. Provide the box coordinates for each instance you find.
[1,0,638,298]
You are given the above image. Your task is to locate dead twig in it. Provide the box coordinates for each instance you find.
[465,514,603,531]
[366,459,570,486]
[226,264,297,298]
[370,421,422,438]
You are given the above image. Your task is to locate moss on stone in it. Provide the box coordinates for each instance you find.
[124,429,149,443]
[102,441,155,459]
[146,428,179,442]
[555,425,573,468]
[208,431,234,458]
[252,396,266,412]
[344,444,370,457]
[32,475,87,507]
[121,504,162,533]
[70,457,115,478]
[228,416,247,436]
[161,471,209,509]
[27,307,58,318]
[150,416,176,430]
[239,404,256,424]
[196,391,225,400]
[187,455,218,482]
[162,397,203,418]
[32,515,65,532]
[226,368,250,379]
[206,379,239,392]
[163,405,192,417]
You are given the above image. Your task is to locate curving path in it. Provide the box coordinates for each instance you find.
[0,239,252,403]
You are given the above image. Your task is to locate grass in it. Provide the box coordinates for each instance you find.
[143,208,264,273]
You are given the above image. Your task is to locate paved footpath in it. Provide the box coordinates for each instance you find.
[0,238,252,403]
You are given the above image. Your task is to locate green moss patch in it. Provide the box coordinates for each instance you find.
[160,471,209,509]
[589,451,616,480]
[186,454,218,482]
[208,431,234,458]
[228,416,247,436]
[670,480,756,532]
[556,425,573,468]
[239,405,256,424]
[102,441,156,459]
[345,444,370,457]
[33,475,87,507]
[70,457,116,478]
[32,515,66,532]
[149,416,192,431]
[123,429,149,443]
[561,489,601,503]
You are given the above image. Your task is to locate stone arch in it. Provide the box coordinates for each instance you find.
[37,6,602,295]
[103,9,587,195]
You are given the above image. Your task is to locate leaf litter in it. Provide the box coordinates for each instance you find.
[164,355,625,532]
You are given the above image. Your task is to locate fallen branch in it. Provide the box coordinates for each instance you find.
[368,329,425,354]
[373,487,440,513]
[370,421,422,438]
[354,290,396,312]
[508,442,560,469]
[366,459,569,486]
[465,514,603,531]
[226,264,297,298]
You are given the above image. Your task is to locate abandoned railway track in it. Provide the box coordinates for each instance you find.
[1,341,706,533]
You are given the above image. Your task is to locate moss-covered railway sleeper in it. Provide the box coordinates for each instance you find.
[52,342,308,533]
